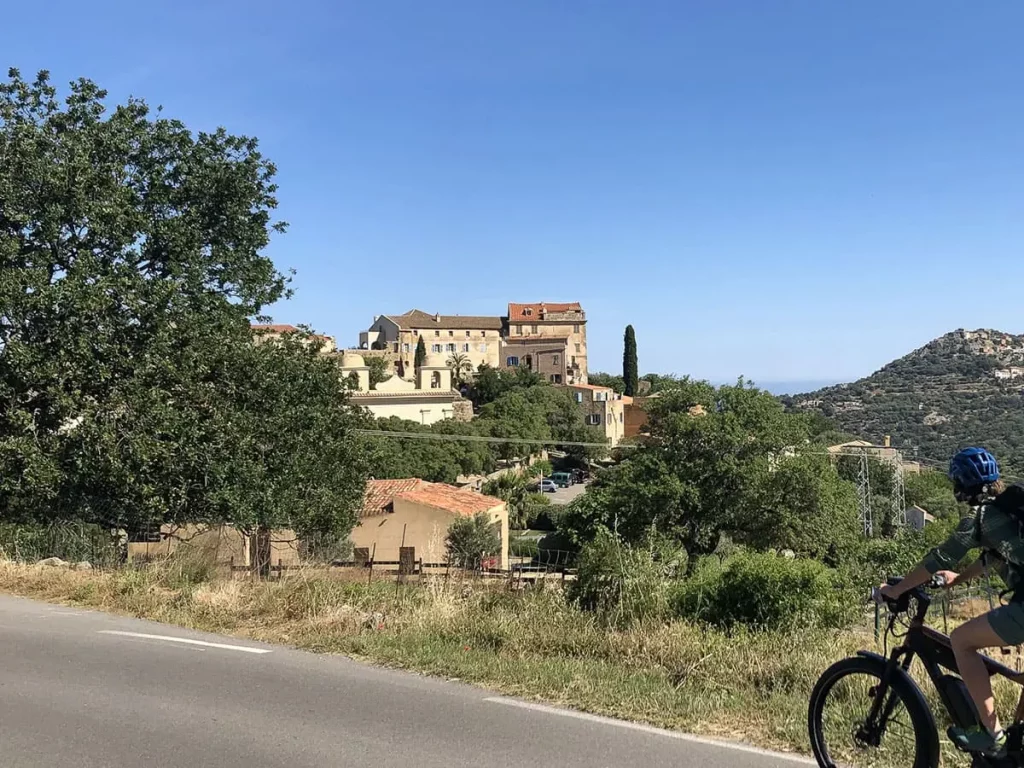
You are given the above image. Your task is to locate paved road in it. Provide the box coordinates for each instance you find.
[0,594,813,768]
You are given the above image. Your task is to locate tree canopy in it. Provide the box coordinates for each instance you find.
[0,69,368,536]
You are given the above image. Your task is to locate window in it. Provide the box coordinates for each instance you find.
[478,343,487,353]
[445,343,456,353]
[430,371,442,389]
[462,343,470,352]
[619,412,624,423]
[393,343,399,352]
[435,330,440,337]
[448,330,454,337]
[575,392,583,403]
[431,344,442,353]
[587,414,601,426]
[403,343,411,353]
[550,374,562,384]
[531,324,538,334]
[465,330,471,338]
[515,325,522,335]
[506,356,519,367]
[552,355,560,365]
[523,308,533,316]
[575,343,581,353]
[573,324,581,333]
[524,354,533,369]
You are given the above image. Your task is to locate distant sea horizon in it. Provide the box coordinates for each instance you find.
[707,379,843,396]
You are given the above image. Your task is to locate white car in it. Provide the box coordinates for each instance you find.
[535,479,558,493]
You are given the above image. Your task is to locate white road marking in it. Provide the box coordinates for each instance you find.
[97,630,272,654]
[484,697,816,765]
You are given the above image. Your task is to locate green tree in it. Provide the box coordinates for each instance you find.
[0,69,368,537]
[446,512,501,569]
[558,378,809,568]
[414,335,427,368]
[483,472,532,529]
[447,352,473,386]
[589,372,626,394]
[735,453,860,564]
[623,325,638,397]
[365,356,390,389]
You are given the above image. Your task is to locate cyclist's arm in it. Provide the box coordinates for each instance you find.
[949,558,987,586]
[887,515,979,599]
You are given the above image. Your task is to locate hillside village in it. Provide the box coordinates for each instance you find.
[253,301,639,448]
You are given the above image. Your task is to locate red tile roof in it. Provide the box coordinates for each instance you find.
[507,302,583,322]
[396,485,504,517]
[362,479,425,517]
[361,479,504,518]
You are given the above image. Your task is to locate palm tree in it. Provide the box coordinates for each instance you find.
[483,472,532,529]
[447,352,474,386]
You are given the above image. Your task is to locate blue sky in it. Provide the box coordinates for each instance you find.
[4,1,1023,387]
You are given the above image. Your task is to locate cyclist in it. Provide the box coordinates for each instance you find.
[879,446,1021,757]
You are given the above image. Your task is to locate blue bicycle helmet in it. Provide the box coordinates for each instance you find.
[948,447,1000,488]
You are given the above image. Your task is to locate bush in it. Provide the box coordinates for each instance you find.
[510,537,540,559]
[527,503,566,532]
[568,531,679,627]
[670,551,854,631]
[446,512,501,570]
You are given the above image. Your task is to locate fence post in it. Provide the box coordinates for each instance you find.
[874,601,880,645]
[278,558,283,580]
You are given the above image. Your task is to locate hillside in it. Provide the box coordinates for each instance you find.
[788,329,1024,474]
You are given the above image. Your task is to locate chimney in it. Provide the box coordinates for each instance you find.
[884,435,891,448]
[433,313,440,323]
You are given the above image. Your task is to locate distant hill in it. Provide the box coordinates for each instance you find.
[787,329,1024,475]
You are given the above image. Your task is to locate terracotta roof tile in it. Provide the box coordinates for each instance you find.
[361,479,504,518]
[392,310,504,331]
[251,323,301,333]
[396,485,504,517]
[362,479,425,517]
[507,302,583,322]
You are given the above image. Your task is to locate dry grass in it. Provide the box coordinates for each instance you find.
[0,556,1020,765]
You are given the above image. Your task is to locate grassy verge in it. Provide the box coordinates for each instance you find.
[0,558,1009,764]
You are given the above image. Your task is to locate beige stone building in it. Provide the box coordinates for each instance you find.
[503,302,588,384]
[359,310,503,379]
[338,352,471,425]
[353,479,509,568]
[251,324,336,355]
[568,383,625,447]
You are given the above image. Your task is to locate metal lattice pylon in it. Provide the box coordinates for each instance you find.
[890,450,907,529]
[856,447,873,537]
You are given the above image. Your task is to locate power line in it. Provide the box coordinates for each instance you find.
[354,429,634,449]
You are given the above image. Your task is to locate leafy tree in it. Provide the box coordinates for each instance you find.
[447,352,473,386]
[0,68,368,536]
[446,512,501,569]
[414,335,427,368]
[623,325,638,397]
[557,378,809,568]
[365,356,390,389]
[735,454,860,564]
[589,372,626,394]
[363,417,493,483]
[483,472,532,529]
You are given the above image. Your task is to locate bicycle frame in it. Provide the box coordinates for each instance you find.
[879,588,1024,764]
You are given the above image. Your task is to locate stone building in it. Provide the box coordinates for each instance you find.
[338,352,471,426]
[358,310,503,379]
[502,302,588,385]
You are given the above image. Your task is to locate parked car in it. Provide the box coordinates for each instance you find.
[551,471,573,488]
[534,479,558,493]
[570,468,588,484]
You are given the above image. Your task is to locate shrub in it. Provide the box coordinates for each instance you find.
[568,531,678,627]
[446,512,501,569]
[510,537,539,559]
[670,551,854,631]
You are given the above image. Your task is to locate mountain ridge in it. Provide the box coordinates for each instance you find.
[788,328,1024,473]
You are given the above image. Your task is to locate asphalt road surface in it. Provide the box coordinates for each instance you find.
[0,594,813,767]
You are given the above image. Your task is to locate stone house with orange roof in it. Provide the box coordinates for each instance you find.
[501,302,588,384]
[351,479,509,568]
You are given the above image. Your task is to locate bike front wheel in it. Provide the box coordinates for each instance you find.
[808,656,939,768]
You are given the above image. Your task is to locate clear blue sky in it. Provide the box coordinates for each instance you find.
[4,1,1023,387]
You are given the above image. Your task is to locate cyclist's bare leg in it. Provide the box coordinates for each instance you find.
[950,613,1005,734]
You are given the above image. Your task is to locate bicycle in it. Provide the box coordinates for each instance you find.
[808,576,1024,768]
